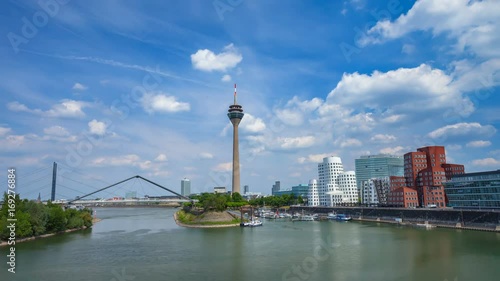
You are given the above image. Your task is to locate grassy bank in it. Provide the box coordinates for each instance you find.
[175,210,241,226]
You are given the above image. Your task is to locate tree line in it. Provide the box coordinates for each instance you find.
[185,192,247,212]
[248,194,304,208]
[0,193,93,241]
[184,192,305,212]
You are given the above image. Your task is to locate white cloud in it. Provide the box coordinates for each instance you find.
[381,114,405,123]
[88,120,107,136]
[278,136,316,150]
[339,138,362,148]
[297,153,335,164]
[359,0,500,58]
[447,144,462,150]
[7,102,29,112]
[48,100,87,117]
[141,92,190,113]
[155,154,168,162]
[277,96,323,126]
[213,162,232,172]
[191,43,243,72]
[472,158,500,167]
[326,64,474,117]
[8,100,88,118]
[402,44,416,55]
[221,74,232,82]
[199,152,214,159]
[370,134,396,143]
[286,96,323,112]
[240,113,266,133]
[0,127,12,136]
[276,109,304,126]
[380,146,405,155]
[355,0,500,114]
[43,126,70,137]
[466,140,492,148]
[72,82,87,90]
[92,154,152,170]
[5,135,25,146]
[428,122,496,140]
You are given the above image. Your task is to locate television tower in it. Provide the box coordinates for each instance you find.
[227,84,244,194]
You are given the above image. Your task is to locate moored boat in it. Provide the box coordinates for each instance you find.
[327,212,337,220]
[335,214,352,221]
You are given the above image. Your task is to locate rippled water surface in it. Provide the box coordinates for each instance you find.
[2,207,499,281]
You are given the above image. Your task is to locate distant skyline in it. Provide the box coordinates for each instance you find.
[1,0,499,199]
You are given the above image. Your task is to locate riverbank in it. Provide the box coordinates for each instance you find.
[0,217,102,247]
[291,206,500,233]
[173,210,241,228]
[352,217,500,232]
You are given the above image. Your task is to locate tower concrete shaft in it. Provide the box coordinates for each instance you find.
[227,84,244,194]
[231,120,241,194]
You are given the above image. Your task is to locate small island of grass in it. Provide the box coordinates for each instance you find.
[174,192,246,228]
[174,192,306,228]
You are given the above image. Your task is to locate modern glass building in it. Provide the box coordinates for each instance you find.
[273,184,309,198]
[444,170,500,209]
[181,178,191,197]
[355,154,404,194]
[271,181,281,195]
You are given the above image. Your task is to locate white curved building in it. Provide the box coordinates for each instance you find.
[307,179,319,206]
[311,156,359,206]
[337,171,358,204]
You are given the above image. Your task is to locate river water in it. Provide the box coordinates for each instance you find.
[2,207,499,281]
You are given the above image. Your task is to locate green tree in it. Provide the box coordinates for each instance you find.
[80,210,93,228]
[214,195,228,212]
[25,201,49,236]
[0,192,10,218]
[65,208,84,229]
[15,211,33,238]
[232,192,243,202]
[46,206,67,232]
[0,216,10,240]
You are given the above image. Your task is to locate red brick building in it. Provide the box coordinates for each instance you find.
[386,187,419,208]
[442,163,466,180]
[402,146,465,208]
[389,176,406,191]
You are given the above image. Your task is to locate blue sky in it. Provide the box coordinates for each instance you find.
[1,0,499,199]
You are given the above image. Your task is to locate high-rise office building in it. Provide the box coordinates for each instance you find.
[181,178,191,197]
[243,185,249,194]
[355,154,403,199]
[272,181,281,195]
[444,170,500,210]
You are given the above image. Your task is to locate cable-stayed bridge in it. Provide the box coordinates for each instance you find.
[0,162,193,207]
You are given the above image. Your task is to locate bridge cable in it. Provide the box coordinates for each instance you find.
[67,175,139,204]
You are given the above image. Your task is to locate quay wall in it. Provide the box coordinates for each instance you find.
[290,206,500,231]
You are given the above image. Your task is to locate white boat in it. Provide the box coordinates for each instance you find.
[292,214,315,221]
[327,213,337,220]
[248,219,263,227]
[415,223,435,229]
[243,217,263,227]
[301,215,315,221]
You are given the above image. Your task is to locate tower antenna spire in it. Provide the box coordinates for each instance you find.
[234,83,237,105]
